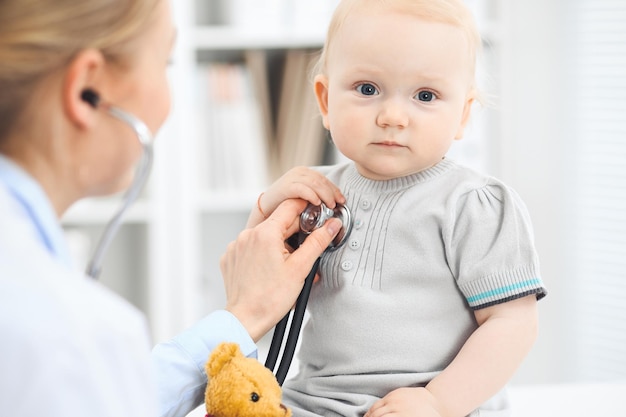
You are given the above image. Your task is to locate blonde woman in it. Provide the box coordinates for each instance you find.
[0,1,341,416]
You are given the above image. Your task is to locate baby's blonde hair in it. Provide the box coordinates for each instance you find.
[315,0,482,88]
[0,0,161,141]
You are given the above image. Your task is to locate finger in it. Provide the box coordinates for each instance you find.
[334,185,346,205]
[318,179,346,208]
[291,185,323,207]
[266,199,308,238]
[301,175,344,209]
[289,169,343,208]
[365,400,387,417]
[288,218,341,268]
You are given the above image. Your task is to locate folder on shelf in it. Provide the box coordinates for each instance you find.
[244,50,275,176]
[275,50,326,177]
[195,60,271,192]
[195,48,328,193]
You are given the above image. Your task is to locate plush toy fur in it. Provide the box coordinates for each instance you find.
[205,342,292,417]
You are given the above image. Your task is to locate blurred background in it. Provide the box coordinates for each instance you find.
[62,0,626,390]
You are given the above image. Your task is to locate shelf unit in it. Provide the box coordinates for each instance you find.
[61,0,502,346]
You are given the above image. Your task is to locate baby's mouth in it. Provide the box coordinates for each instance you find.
[374,140,406,148]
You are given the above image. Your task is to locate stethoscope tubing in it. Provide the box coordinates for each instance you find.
[265,256,320,385]
[265,204,352,385]
[85,101,154,280]
[85,143,153,279]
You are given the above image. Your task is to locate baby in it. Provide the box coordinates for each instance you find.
[251,1,547,416]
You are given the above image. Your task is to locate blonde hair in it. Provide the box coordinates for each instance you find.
[315,0,482,87]
[0,0,161,141]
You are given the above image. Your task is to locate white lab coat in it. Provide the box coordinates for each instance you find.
[0,155,259,417]
[0,157,157,416]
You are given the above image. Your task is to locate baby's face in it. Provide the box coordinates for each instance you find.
[315,9,475,180]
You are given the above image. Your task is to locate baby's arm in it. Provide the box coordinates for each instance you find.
[365,295,538,417]
[427,295,538,416]
[248,166,345,228]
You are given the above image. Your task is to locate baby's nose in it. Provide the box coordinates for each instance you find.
[376,98,409,128]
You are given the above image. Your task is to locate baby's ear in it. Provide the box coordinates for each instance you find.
[455,91,476,140]
[313,74,330,130]
[206,343,241,378]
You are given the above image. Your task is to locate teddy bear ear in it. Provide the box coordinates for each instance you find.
[206,342,242,378]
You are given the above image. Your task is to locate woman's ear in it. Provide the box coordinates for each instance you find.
[62,49,106,129]
[313,74,330,130]
[454,91,476,140]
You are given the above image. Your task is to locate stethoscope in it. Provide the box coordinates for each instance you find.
[80,89,155,280]
[265,202,353,385]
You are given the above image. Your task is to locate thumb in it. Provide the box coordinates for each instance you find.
[289,218,342,267]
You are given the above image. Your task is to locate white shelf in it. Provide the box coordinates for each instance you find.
[193,26,325,50]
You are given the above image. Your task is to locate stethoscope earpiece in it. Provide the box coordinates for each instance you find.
[81,89,101,108]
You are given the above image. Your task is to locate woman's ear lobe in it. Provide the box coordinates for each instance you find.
[313,74,330,130]
[62,49,105,129]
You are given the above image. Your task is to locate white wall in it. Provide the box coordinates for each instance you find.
[498,0,583,384]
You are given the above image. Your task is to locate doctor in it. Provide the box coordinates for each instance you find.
[0,0,342,416]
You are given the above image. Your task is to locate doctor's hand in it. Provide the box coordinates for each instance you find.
[221,198,341,342]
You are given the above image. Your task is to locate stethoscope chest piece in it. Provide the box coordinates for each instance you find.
[299,203,353,250]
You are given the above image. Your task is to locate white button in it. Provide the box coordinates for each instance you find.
[354,219,364,229]
[349,240,360,250]
[360,200,372,210]
[341,261,353,271]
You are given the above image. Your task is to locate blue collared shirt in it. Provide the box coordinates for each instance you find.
[152,310,258,416]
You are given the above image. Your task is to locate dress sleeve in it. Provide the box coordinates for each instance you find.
[445,180,547,310]
[152,310,258,417]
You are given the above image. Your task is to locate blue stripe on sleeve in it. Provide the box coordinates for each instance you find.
[466,278,543,303]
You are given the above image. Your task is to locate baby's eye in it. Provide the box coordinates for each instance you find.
[356,83,379,96]
[416,90,437,102]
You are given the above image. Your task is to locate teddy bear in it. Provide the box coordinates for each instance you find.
[204,342,292,417]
